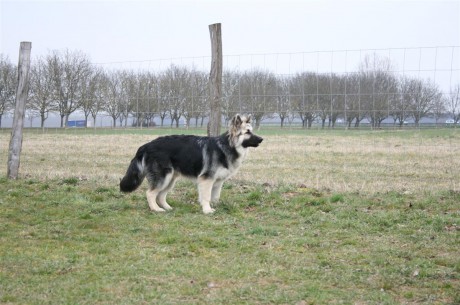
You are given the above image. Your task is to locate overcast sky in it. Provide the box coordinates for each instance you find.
[0,0,458,127]
[0,0,459,88]
[1,0,459,61]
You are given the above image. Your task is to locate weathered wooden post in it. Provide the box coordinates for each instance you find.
[208,23,222,136]
[7,42,32,179]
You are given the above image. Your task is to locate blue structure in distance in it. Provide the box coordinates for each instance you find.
[67,120,86,128]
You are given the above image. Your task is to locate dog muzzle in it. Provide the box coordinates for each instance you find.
[242,134,263,148]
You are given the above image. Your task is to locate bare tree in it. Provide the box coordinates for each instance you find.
[127,72,142,127]
[132,72,158,127]
[312,73,346,128]
[275,75,294,128]
[49,49,92,127]
[239,69,277,129]
[446,84,460,124]
[392,76,413,127]
[316,74,333,128]
[0,55,17,127]
[161,65,190,128]
[432,92,446,126]
[157,71,170,127]
[222,70,241,125]
[103,70,125,127]
[182,68,206,128]
[327,74,345,128]
[406,78,442,127]
[142,72,159,127]
[118,71,138,127]
[80,66,104,127]
[291,72,317,128]
[89,69,107,128]
[343,73,367,128]
[358,54,398,128]
[28,56,56,128]
[190,70,208,127]
[369,71,398,128]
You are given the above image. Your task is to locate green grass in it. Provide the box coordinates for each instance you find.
[1,177,458,304]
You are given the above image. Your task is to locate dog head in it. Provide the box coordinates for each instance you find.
[229,114,263,148]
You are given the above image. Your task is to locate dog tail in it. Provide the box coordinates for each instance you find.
[120,147,146,193]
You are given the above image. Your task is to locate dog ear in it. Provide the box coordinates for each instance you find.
[246,114,252,124]
[231,114,243,127]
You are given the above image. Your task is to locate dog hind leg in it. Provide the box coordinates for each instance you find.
[211,180,224,203]
[145,164,173,212]
[197,177,215,214]
[146,188,165,212]
[156,173,177,211]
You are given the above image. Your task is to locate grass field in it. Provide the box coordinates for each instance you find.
[0,128,459,304]
[1,127,459,193]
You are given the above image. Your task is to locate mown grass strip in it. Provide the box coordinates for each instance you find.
[1,178,458,304]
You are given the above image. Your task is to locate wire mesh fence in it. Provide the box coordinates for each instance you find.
[1,47,459,193]
[1,46,459,130]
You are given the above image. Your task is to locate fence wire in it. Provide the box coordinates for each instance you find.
[1,46,457,129]
[1,47,459,193]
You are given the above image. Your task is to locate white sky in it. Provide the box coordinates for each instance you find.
[0,0,459,126]
[0,0,459,83]
[1,0,459,59]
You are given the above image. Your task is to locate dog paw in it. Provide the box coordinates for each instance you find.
[151,207,166,212]
[161,203,173,211]
[203,208,216,214]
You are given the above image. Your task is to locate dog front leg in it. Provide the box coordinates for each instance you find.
[197,178,215,214]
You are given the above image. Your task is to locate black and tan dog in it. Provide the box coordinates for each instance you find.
[120,114,263,214]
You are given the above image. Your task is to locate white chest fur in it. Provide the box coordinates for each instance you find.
[214,147,248,181]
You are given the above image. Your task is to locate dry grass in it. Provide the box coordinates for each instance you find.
[0,129,459,193]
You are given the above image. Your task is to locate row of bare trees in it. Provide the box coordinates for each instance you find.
[1,50,459,128]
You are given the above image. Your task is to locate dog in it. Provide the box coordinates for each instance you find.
[120,114,263,214]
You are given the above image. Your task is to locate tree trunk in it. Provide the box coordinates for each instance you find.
[84,114,89,128]
[64,114,70,128]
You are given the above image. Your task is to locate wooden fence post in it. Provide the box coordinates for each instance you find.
[7,42,32,179]
[208,23,222,136]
